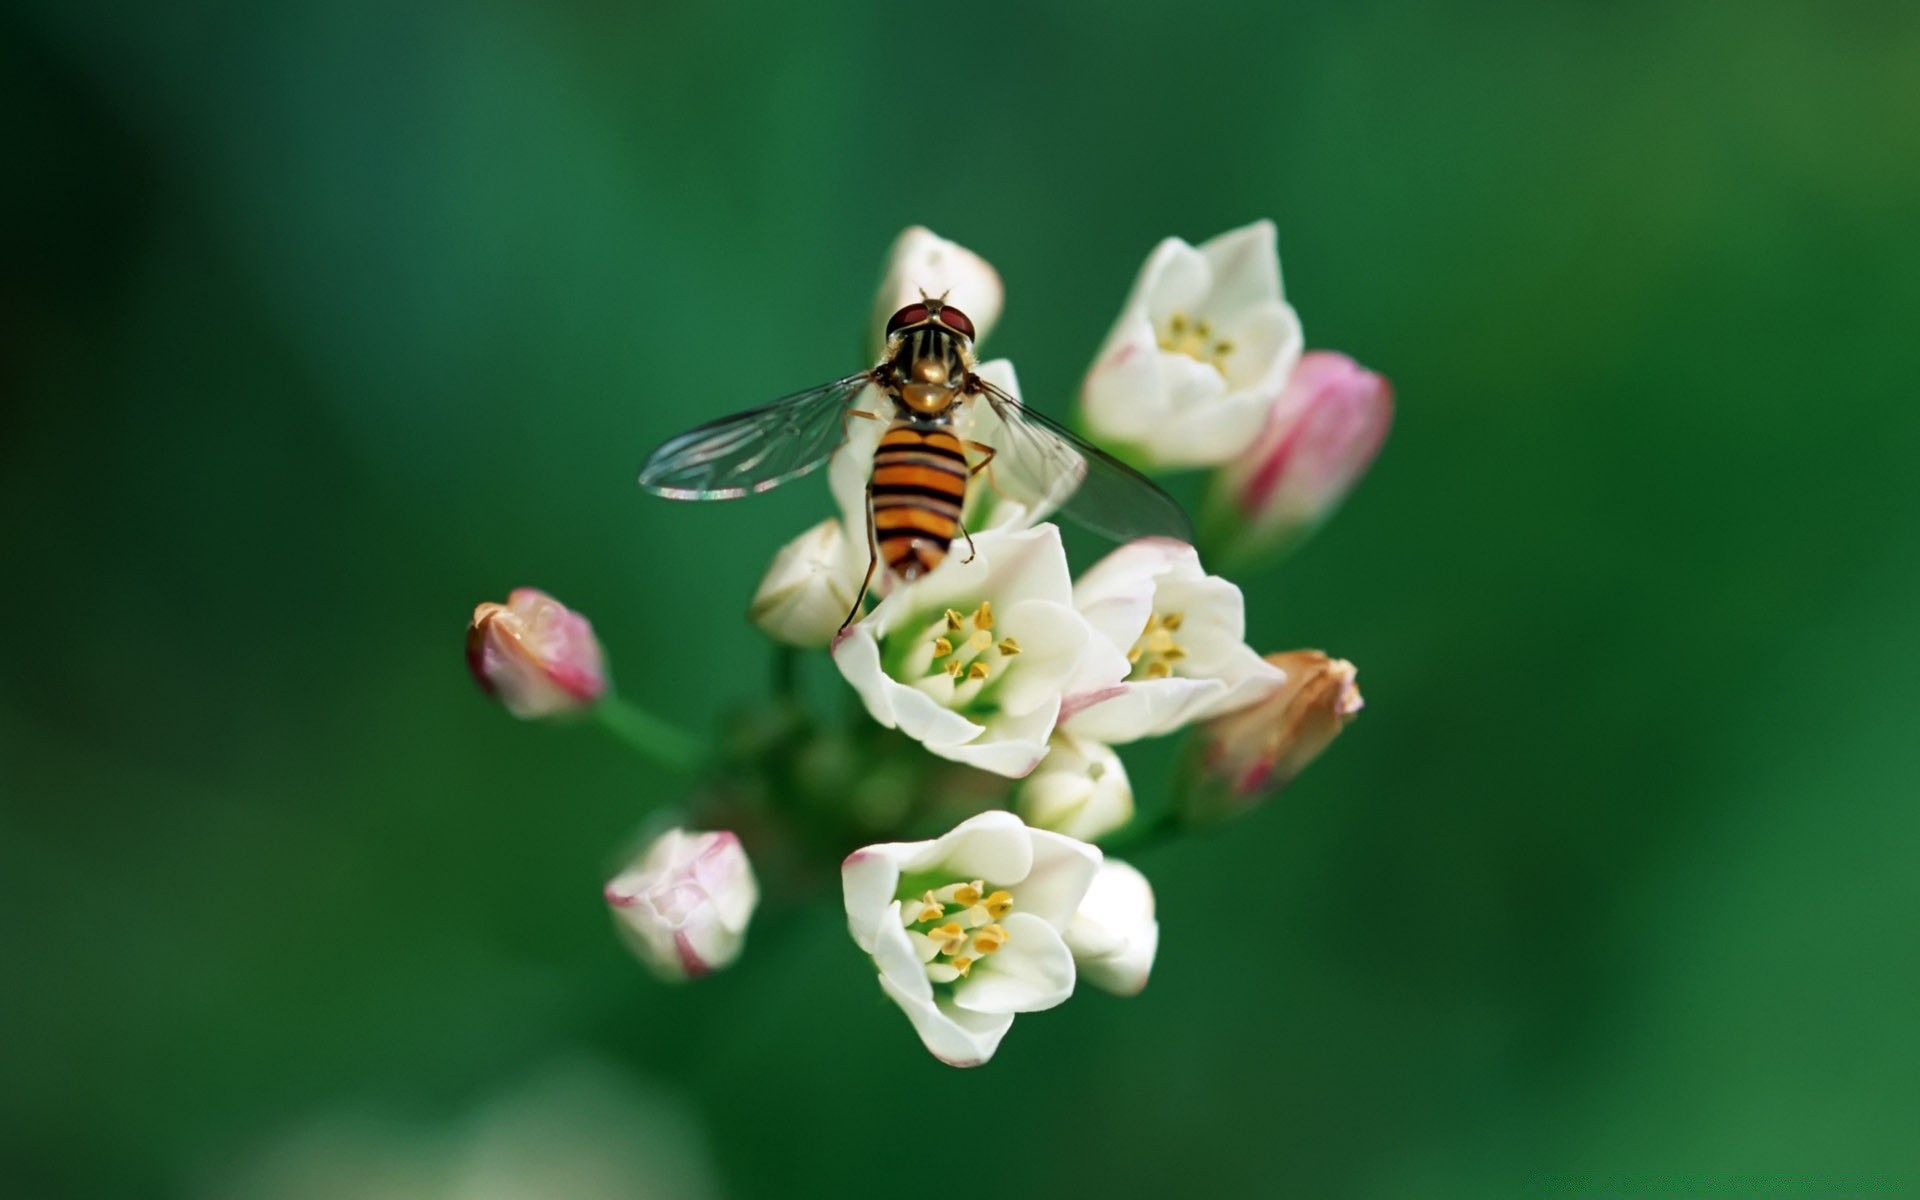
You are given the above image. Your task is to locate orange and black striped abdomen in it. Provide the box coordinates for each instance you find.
[871,422,969,580]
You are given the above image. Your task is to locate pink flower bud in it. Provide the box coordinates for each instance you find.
[1203,351,1392,567]
[466,588,607,718]
[1185,650,1362,818]
[606,829,759,982]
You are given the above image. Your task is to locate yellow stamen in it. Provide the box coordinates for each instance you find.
[1162,611,1184,631]
[965,662,988,681]
[983,890,1014,919]
[997,637,1020,656]
[973,600,993,629]
[1145,661,1172,679]
[951,883,983,906]
[932,636,953,657]
[944,659,965,678]
[929,922,968,955]
[972,923,1008,955]
[947,955,974,977]
[945,608,964,631]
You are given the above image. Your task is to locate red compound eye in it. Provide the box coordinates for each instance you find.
[938,305,976,340]
[885,303,931,338]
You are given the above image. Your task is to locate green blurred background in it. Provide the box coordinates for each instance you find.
[6,0,1918,1195]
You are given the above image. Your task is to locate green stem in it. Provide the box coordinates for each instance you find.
[592,695,704,774]
[772,644,799,701]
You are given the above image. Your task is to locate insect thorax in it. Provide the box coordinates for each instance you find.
[887,325,971,417]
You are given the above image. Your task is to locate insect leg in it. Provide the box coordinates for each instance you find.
[840,406,884,442]
[962,440,998,479]
[841,480,879,631]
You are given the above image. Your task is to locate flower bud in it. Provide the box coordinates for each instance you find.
[747,518,864,647]
[868,226,1004,358]
[1063,859,1158,996]
[605,829,758,982]
[1014,732,1135,842]
[467,588,607,718]
[1184,650,1362,817]
[1201,351,1392,569]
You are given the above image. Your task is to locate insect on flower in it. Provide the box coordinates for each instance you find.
[638,297,1193,627]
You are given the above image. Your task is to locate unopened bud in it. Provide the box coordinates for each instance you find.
[1184,650,1362,818]
[1202,351,1392,569]
[605,829,758,982]
[868,227,1004,358]
[467,588,607,718]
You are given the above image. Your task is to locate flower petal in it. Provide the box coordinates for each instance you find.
[877,971,1015,1068]
[1014,827,1103,929]
[950,912,1077,1014]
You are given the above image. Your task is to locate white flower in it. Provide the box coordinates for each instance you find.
[842,810,1102,1067]
[747,518,868,647]
[868,226,1005,359]
[1014,731,1134,841]
[1061,539,1284,743]
[1079,220,1304,468]
[1064,859,1159,996]
[832,523,1131,777]
[604,829,758,982]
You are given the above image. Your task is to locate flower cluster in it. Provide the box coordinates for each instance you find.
[468,224,1389,1066]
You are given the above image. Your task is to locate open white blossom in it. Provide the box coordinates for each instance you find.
[1014,731,1134,841]
[832,523,1130,777]
[1080,220,1304,468]
[1061,539,1284,743]
[842,810,1102,1067]
[605,829,758,982]
[868,226,1005,360]
[1064,859,1159,996]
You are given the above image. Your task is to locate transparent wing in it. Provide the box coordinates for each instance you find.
[638,372,876,500]
[972,379,1194,543]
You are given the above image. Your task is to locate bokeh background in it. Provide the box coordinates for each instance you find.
[6,1,1919,1195]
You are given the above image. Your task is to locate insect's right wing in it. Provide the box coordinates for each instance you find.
[972,379,1194,543]
[638,372,877,500]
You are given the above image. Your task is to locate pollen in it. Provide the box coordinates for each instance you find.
[904,879,1015,986]
[1159,311,1234,373]
[918,598,1022,701]
[1128,611,1189,682]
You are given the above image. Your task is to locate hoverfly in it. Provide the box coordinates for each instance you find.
[638,297,1191,628]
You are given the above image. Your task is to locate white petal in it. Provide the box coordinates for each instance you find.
[904,809,1033,884]
[1196,219,1282,316]
[747,519,865,648]
[1014,827,1103,929]
[876,971,1015,1068]
[870,911,936,1003]
[1067,676,1223,743]
[1014,733,1135,842]
[843,846,918,953]
[949,912,1076,1014]
[1065,859,1159,996]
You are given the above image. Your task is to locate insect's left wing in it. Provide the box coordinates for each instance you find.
[973,380,1194,543]
[639,372,876,500]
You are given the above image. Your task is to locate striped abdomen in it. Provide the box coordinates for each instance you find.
[871,421,969,580]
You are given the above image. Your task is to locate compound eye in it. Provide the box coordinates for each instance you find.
[885,303,931,338]
[938,305,976,340]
